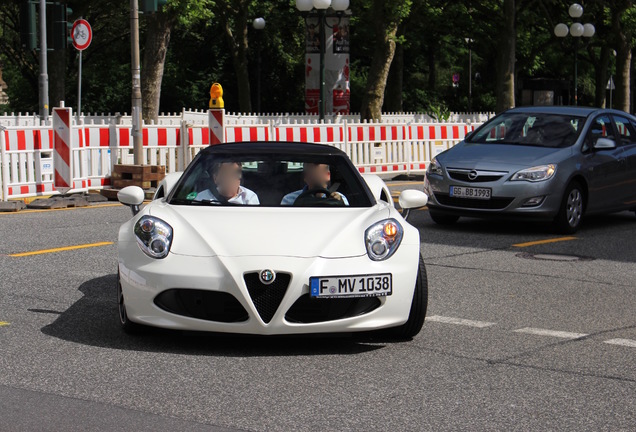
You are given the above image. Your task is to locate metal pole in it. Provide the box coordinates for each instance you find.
[610,76,613,109]
[318,10,326,122]
[574,38,579,106]
[468,46,472,112]
[77,51,82,124]
[256,41,262,113]
[130,0,143,165]
[38,0,49,123]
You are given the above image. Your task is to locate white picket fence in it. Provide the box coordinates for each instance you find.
[1,111,484,201]
[0,109,494,128]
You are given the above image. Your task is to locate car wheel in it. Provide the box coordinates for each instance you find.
[385,254,428,340]
[554,181,584,234]
[117,273,144,334]
[429,210,460,225]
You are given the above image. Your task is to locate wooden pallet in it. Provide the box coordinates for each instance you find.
[110,164,166,189]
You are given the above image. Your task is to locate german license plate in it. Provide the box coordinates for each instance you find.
[450,186,491,200]
[310,274,392,299]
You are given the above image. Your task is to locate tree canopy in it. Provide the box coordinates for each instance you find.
[0,0,634,119]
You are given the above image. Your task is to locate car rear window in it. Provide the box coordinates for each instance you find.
[468,112,585,148]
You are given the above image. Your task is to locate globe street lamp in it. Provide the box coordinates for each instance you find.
[554,3,595,105]
[252,17,266,113]
[296,0,349,121]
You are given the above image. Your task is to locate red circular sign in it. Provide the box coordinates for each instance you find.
[71,19,92,51]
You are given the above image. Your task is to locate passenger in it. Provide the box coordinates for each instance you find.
[196,161,259,204]
[281,163,348,205]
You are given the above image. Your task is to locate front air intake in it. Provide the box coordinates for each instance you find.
[243,272,291,324]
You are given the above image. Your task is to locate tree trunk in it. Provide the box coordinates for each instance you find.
[495,0,515,113]
[612,1,633,113]
[615,48,632,112]
[217,1,251,113]
[592,46,610,108]
[384,38,404,112]
[141,11,175,123]
[427,48,436,91]
[360,0,410,121]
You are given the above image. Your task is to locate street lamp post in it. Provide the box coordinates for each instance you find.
[296,0,349,122]
[465,38,473,112]
[252,17,266,114]
[554,3,595,106]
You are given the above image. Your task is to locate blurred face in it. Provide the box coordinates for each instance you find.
[303,163,331,189]
[213,162,242,198]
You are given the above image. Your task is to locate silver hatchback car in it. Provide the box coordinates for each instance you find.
[424,106,636,233]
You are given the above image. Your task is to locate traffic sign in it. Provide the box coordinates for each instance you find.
[71,19,92,51]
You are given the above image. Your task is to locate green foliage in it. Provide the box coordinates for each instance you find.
[0,0,635,115]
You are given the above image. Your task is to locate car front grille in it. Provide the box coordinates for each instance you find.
[154,289,249,323]
[434,193,514,210]
[447,172,505,183]
[244,272,291,324]
[285,294,381,324]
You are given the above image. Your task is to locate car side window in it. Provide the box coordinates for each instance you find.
[613,115,636,144]
[583,115,613,152]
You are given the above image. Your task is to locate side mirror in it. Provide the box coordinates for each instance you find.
[117,186,145,216]
[398,189,429,221]
[594,137,616,150]
[464,131,474,141]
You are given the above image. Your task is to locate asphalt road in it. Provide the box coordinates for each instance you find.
[1,186,635,431]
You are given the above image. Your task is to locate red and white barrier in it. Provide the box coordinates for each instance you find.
[53,107,73,193]
[1,114,480,201]
[209,109,224,145]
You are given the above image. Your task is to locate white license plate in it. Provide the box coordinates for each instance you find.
[310,274,392,299]
[450,186,491,200]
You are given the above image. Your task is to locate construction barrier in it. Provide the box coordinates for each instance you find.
[0,117,479,201]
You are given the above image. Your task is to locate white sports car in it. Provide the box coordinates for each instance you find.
[117,142,429,339]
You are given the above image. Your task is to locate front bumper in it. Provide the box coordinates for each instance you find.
[424,174,564,220]
[118,242,420,334]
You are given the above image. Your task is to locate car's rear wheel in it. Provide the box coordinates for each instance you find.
[117,273,144,334]
[429,210,460,225]
[385,254,428,340]
[554,181,584,234]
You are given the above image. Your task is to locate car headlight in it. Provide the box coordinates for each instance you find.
[510,164,556,182]
[134,216,173,259]
[427,157,443,176]
[365,219,403,261]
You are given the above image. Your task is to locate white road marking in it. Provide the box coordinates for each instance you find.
[604,338,636,348]
[513,327,588,339]
[427,315,496,328]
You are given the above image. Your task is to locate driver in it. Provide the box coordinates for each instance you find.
[281,163,348,205]
[196,161,259,204]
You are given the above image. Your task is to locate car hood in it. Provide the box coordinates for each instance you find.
[439,141,571,171]
[147,202,390,258]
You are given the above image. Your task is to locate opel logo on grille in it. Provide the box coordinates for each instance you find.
[468,170,479,181]
[259,269,276,285]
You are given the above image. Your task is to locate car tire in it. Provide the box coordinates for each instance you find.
[554,181,584,234]
[117,273,144,335]
[429,210,460,225]
[385,254,429,340]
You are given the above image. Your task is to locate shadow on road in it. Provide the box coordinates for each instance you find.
[41,274,386,357]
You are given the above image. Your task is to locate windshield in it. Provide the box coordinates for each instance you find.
[467,112,585,148]
[167,152,373,208]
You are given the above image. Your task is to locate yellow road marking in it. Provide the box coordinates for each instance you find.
[513,237,577,248]
[9,241,114,257]
[0,321,10,326]
[0,203,123,216]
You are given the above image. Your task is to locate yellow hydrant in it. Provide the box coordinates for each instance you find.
[209,83,224,109]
